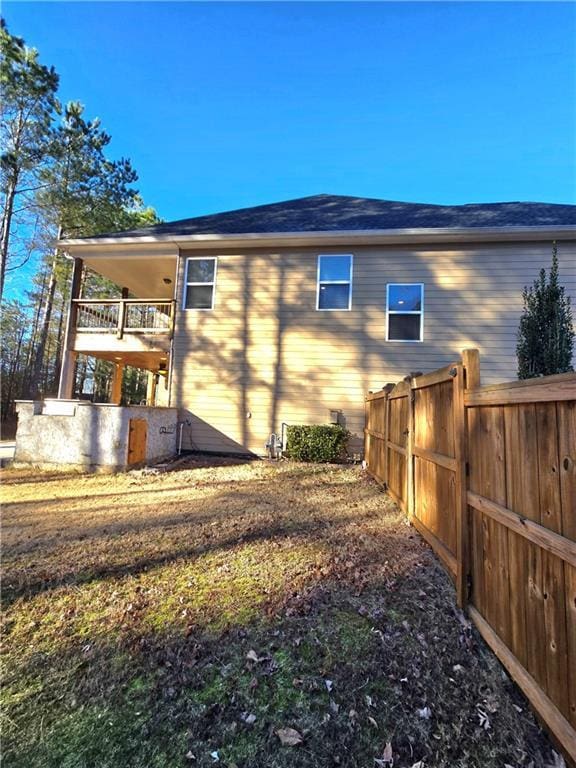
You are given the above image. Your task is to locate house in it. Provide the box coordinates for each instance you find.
[18,194,576,463]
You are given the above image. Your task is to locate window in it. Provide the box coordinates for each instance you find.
[183,257,216,309]
[386,283,423,341]
[317,254,353,310]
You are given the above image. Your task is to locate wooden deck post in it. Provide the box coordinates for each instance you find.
[117,300,127,340]
[110,362,124,405]
[57,351,78,400]
[57,257,83,399]
[146,371,157,406]
[169,300,176,339]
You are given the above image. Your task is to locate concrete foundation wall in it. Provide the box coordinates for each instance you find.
[14,400,178,470]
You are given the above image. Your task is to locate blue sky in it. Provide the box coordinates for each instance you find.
[3,1,576,299]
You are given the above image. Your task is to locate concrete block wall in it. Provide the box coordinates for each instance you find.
[14,400,178,471]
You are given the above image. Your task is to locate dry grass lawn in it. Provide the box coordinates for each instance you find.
[1,458,559,767]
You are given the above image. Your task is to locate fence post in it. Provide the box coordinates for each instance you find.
[462,348,481,390]
[407,383,415,520]
[453,360,467,608]
[454,348,481,608]
[364,393,371,468]
[382,384,394,488]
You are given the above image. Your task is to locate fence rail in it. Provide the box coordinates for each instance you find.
[364,350,576,764]
[74,299,175,338]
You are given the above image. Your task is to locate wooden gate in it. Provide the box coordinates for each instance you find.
[128,418,147,464]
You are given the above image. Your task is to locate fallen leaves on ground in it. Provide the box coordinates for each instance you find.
[0,459,561,768]
[276,727,304,746]
[374,741,394,766]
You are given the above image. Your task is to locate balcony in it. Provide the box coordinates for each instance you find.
[74,299,175,337]
[71,299,175,364]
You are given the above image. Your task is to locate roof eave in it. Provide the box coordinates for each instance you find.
[58,225,576,252]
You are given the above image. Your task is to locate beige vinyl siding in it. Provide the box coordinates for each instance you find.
[170,241,576,455]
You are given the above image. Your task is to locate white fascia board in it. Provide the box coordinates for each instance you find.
[60,242,180,259]
[59,225,576,252]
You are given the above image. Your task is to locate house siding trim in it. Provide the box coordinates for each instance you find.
[60,225,576,251]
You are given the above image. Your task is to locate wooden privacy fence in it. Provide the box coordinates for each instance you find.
[364,350,576,764]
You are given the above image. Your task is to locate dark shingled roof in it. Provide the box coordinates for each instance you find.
[89,194,576,239]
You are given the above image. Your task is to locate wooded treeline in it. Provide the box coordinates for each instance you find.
[1,20,158,432]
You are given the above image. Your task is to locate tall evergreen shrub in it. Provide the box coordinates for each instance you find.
[516,243,574,379]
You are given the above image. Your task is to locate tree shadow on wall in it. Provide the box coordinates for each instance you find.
[172,245,532,453]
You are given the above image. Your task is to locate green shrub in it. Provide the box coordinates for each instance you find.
[516,242,574,379]
[285,424,349,463]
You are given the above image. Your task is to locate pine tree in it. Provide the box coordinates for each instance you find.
[28,102,140,397]
[516,243,574,379]
[38,101,139,238]
[0,30,160,417]
[0,20,59,301]
[1,299,31,425]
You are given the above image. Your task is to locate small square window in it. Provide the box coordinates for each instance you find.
[387,284,423,341]
[183,258,217,310]
[317,254,352,310]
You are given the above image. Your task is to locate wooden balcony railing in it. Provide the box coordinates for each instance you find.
[73,299,175,339]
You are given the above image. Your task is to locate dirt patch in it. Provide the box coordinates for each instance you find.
[1,459,560,767]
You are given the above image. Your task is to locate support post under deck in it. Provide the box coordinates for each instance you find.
[57,257,83,399]
[111,363,124,405]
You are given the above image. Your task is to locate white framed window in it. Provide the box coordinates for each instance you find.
[183,257,217,310]
[386,283,424,342]
[316,254,353,310]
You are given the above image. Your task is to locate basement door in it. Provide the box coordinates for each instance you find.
[128,419,147,464]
